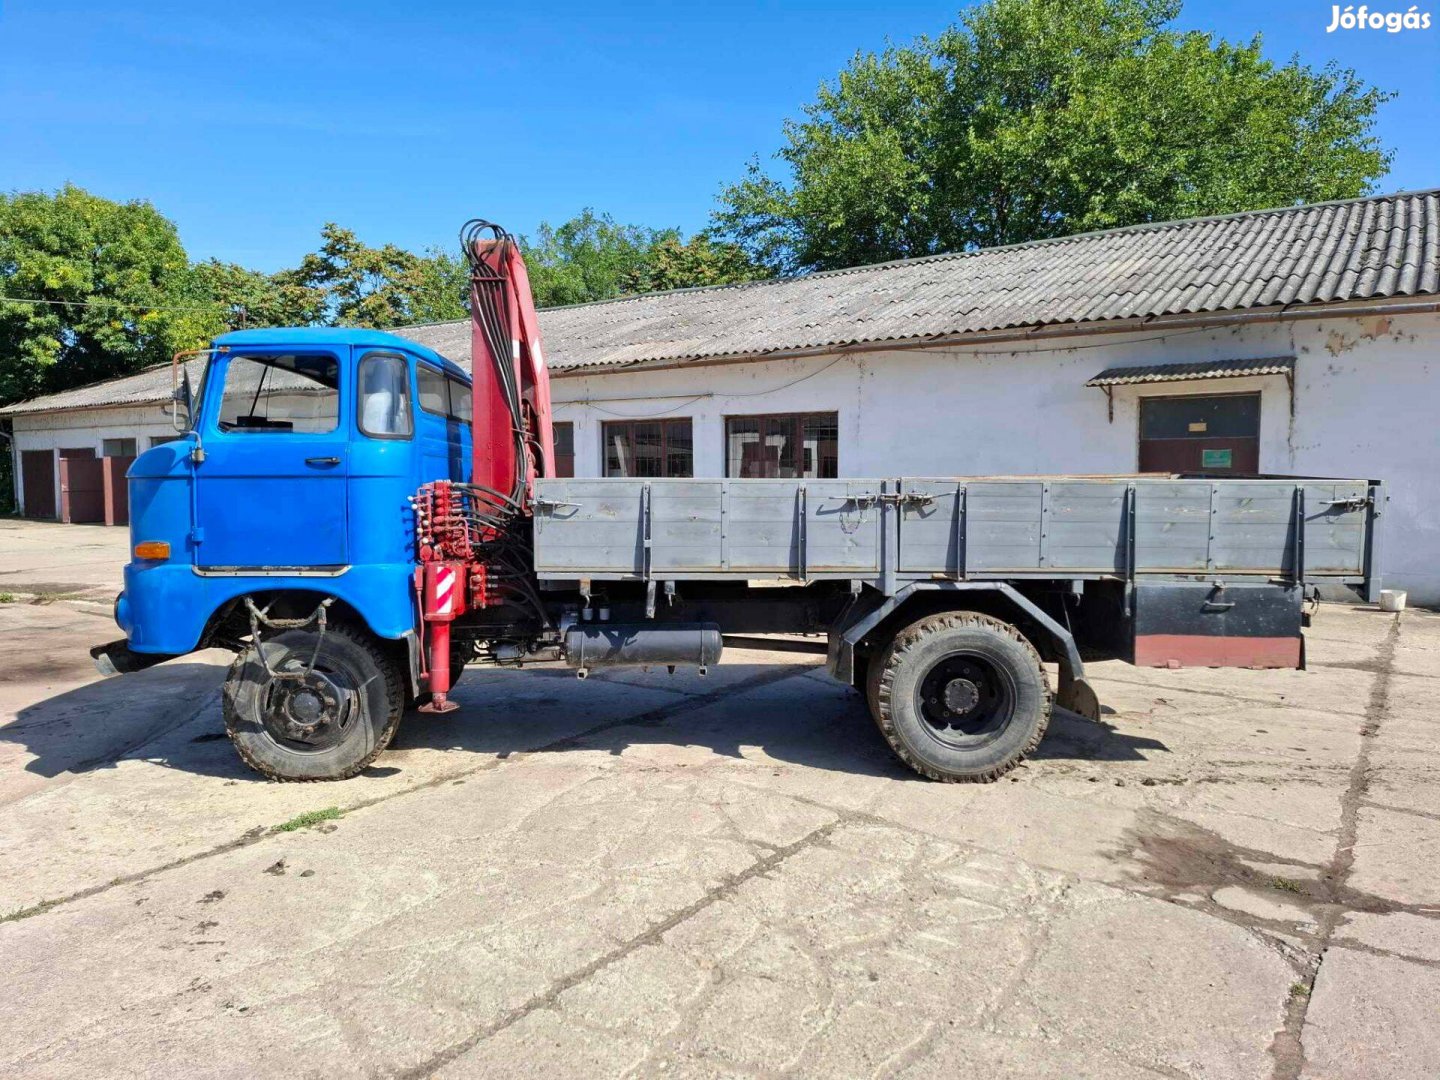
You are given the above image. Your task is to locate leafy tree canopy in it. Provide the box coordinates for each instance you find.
[0,184,211,401]
[712,0,1394,274]
[189,260,327,331]
[0,195,767,405]
[522,209,767,307]
[294,223,469,329]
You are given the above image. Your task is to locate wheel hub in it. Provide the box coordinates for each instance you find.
[268,671,346,742]
[917,652,1013,749]
[942,677,980,715]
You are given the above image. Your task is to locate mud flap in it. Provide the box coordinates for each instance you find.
[1056,671,1102,721]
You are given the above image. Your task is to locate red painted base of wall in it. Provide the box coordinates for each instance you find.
[1133,634,1301,669]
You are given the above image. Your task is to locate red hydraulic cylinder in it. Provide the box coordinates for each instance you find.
[419,560,465,714]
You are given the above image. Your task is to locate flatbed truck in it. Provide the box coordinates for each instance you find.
[94,220,1384,783]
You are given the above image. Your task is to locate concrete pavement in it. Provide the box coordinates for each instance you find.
[0,519,1436,1078]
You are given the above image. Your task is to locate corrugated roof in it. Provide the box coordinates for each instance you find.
[5,189,1438,417]
[397,188,1440,371]
[0,359,206,417]
[1086,356,1295,386]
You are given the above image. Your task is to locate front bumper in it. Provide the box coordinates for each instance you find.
[91,639,175,677]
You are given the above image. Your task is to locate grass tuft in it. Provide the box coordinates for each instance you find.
[271,807,344,833]
[0,592,15,603]
[1270,876,1305,894]
[1,897,62,923]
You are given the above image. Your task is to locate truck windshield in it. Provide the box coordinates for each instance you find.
[216,353,340,433]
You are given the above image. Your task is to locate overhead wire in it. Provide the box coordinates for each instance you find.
[0,294,230,314]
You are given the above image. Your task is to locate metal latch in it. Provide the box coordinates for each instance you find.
[534,496,581,512]
[1319,495,1371,510]
[844,491,935,507]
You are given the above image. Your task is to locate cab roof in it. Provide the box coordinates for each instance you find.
[212,327,469,382]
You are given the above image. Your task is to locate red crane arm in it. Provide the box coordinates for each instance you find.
[463,221,555,506]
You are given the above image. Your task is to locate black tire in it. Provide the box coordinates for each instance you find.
[223,623,403,781]
[869,611,1051,783]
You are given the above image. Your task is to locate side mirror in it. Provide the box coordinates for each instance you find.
[171,368,194,432]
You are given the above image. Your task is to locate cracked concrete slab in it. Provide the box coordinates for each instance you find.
[0,521,1437,1077]
[1301,948,1440,1079]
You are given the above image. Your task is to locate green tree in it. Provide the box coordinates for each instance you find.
[189,260,327,331]
[713,0,1394,274]
[520,210,657,308]
[0,185,214,402]
[521,210,766,307]
[296,223,421,328]
[620,232,763,294]
[294,224,469,328]
[396,247,469,324]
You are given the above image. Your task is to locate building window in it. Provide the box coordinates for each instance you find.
[603,419,693,477]
[725,412,838,478]
[102,438,137,457]
[149,435,182,449]
[553,422,575,478]
[1139,393,1260,474]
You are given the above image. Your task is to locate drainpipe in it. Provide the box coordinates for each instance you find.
[0,422,14,515]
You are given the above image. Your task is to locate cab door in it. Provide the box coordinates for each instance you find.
[415,362,472,483]
[194,349,348,569]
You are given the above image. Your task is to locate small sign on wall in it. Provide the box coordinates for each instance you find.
[1201,448,1233,469]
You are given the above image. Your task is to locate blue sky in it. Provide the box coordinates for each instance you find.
[1,0,1436,271]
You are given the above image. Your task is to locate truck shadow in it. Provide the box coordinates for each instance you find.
[2,662,1168,787]
[2,660,230,783]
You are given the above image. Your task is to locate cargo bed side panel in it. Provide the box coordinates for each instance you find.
[532,476,1375,588]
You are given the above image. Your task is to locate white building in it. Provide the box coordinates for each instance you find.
[5,190,1439,602]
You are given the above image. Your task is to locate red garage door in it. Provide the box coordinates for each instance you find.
[58,448,104,524]
[20,450,56,519]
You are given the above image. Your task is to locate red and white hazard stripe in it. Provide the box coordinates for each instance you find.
[433,565,457,616]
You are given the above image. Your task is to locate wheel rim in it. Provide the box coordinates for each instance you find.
[259,656,360,753]
[913,651,1015,750]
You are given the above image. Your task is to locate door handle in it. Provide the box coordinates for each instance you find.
[306,456,341,466]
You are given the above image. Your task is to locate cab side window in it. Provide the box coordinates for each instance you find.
[447,376,471,425]
[218,353,339,433]
[417,364,449,417]
[358,353,413,439]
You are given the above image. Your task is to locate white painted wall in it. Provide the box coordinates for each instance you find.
[9,405,180,517]
[551,311,1440,604]
[10,311,1436,602]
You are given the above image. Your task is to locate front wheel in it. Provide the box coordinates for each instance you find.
[867,611,1051,782]
[223,623,403,781]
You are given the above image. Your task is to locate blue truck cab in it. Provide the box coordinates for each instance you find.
[112,328,470,668]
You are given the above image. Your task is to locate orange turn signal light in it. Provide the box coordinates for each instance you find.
[133,541,171,561]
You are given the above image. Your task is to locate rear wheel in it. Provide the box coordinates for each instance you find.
[223,624,402,781]
[868,611,1051,782]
